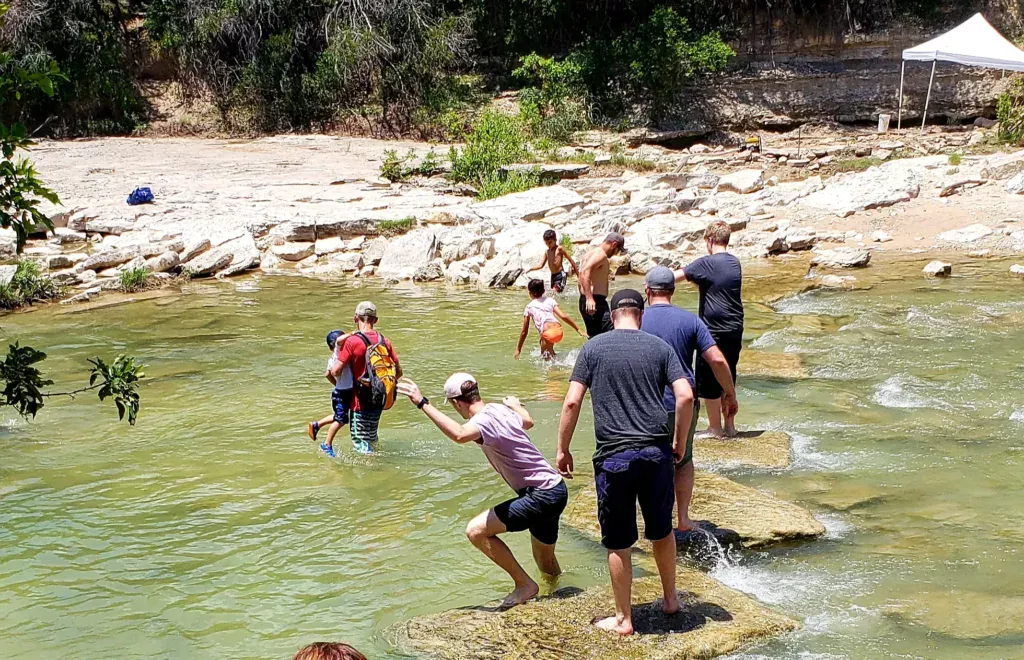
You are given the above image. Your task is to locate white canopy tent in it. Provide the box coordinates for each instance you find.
[898,13,1024,129]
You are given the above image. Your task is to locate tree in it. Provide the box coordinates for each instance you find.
[0,6,65,253]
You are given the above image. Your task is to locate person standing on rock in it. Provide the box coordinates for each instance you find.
[329,301,402,454]
[397,373,567,609]
[557,289,693,636]
[640,266,738,533]
[578,232,625,338]
[674,221,744,437]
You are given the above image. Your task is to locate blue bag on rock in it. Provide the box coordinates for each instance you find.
[127,187,154,206]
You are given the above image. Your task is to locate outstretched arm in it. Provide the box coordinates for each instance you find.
[701,345,738,417]
[397,378,482,444]
[553,303,585,337]
[560,247,580,277]
[672,268,690,284]
[503,395,534,430]
[532,251,549,272]
[556,381,587,478]
[514,316,531,359]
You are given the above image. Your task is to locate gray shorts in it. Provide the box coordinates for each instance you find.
[667,400,700,465]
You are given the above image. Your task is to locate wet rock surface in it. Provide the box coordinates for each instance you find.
[738,350,810,380]
[394,572,798,659]
[695,430,793,469]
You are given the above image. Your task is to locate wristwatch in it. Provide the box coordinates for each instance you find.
[417,397,429,409]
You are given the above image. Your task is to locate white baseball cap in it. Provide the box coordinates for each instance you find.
[443,372,477,403]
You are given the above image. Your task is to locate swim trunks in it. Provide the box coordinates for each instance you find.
[578,294,613,338]
[594,444,675,550]
[351,408,382,453]
[551,271,567,292]
[493,480,568,545]
[696,331,742,400]
[331,388,353,426]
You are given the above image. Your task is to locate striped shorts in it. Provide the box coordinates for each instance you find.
[351,408,383,453]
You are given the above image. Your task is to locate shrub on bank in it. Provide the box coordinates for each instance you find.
[118,267,151,293]
[0,261,64,310]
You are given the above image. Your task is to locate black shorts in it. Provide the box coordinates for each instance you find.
[579,294,613,338]
[331,388,353,425]
[493,480,568,545]
[551,271,567,292]
[667,400,700,466]
[697,331,742,400]
[594,445,675,550]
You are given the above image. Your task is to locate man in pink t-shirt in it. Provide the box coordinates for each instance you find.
[397,372,567,609]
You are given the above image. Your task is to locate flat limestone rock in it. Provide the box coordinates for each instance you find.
[884,590,1024,640]
[738,351,809,380]
[394,573,798,659]
[564,472,825,551]
[695,430,792,469]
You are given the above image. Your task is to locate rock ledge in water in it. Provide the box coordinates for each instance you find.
[695,430,792,469]
[564,472,825,550]
[738,350,810,380]
[394,573,798,659]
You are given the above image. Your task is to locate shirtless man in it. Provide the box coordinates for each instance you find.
[533,229,580,293]
[578,232,624,338]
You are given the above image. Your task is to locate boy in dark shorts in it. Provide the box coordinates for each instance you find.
[307,329,354,458]
[532,229,580,292]
[397,372,567,610]
[675,220,744,437]
[557,289,694,636]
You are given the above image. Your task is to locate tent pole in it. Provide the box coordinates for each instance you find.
[922,60,936,130]
[898,61,905,130]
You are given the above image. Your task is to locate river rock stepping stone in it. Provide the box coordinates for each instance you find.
[564,472,825,551]
[884,590,1024,640]
[393,572,798,659]
[695,430,792,469]
[738,351,809,380]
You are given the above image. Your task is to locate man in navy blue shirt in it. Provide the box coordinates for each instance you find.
[641,266,738,532]
[674,220,744,437]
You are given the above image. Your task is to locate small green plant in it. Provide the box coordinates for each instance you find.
[380,150,406,182]
[948,153,962,166]
[118,266,151,293]
[377,217,416,237]
[380,149,444,182]
[559,234,574,256]
[476,170,542,201]
[449,111,530,185]
[832,157,884,173]
[997,78,1024,144]
[609,153,658,171]
[0,261,64,309]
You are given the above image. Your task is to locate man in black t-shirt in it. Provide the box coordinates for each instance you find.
[557,289,694,637]
[674,220,744,437]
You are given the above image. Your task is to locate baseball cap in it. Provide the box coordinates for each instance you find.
[610,288,644,312]
[605,232,626,252]
[443,372,478,403]
[644,266,676,291]
[326,329,344,349]
[355,301,377,318]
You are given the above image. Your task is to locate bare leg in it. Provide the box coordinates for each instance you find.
[466,510,538,608]
[531,536,561,576]
[704,397,725,436]
[675,461,696,532]
[539,337,555,360]
[323,421,343,448]
[594,548,634,636]
[724,398,738,436]
[317,414,334,427]
[651,533,680,614]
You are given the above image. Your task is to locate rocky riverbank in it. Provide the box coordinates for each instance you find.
[11,130,1024,306]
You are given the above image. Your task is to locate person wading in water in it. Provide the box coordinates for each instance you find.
[578,232,625,339]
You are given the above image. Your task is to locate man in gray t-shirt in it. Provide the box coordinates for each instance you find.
[557,289,694,637]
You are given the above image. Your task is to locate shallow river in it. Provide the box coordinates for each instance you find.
[2,257,1023,659]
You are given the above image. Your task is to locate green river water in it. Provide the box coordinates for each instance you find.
[2,257,1023,659]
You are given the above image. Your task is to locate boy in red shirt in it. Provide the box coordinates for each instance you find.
[329,301,402,454]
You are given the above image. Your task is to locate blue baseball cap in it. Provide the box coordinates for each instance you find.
[326,330,344,349]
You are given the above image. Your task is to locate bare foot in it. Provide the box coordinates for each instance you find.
[675,518,698,533]
[593,614,634,636]
[499,581,539,609]
[660,593,681,615]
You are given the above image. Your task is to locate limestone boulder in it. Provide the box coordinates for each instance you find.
[395,573,798,660]
[314,236,346,256]
[328,252,364,272]
[628,214,705,251]
[81,248,139,271]
[413,258,446,282]
[500,163,589,179]
[361,237,388,266]
[144,251,180,273]
[923,260,952,277]
[377,228,439,280]
[785,229,818,251]
[695,430,793,469]
[0,264,17,287]
[445,256,485,284]
[478,249,524,288]
[438,228,495,263]
[1006,172,1024,194]
[800,164,919,217]
[811,247,872,269]
[271,241,315,262]
[215,234,261,278]
[717,169,765,194]
[471,185,584,222]
[738,350,810,380]
[180,237,211,262]
[182,246,233,277]
[48,268,79,285]
[935,223,993,244]
[980,151,1024,179]
[1011,264,1024,277]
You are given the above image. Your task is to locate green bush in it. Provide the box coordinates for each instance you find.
[377,217,417,237]
[997,79,1024,144]
[449,111,530,184]
[0,261,64,309]
[118,266,151,293]
[948,153,962,166]
[381,149,445,181]
[476,170,542,201]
